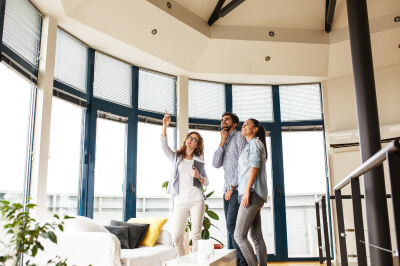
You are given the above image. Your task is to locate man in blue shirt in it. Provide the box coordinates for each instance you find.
[212,112,247,266]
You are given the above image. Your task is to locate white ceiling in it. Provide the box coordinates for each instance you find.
[31,0,400,84]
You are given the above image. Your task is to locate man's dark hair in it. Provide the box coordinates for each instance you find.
[222,112,239,126]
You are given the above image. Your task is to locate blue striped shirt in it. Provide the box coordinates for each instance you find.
[212,130,247,192]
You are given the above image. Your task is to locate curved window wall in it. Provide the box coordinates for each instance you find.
[189,81,328,261]
[0,2,330,262]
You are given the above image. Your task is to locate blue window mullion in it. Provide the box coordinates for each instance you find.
[125,66,139,221]
[271,84,288,261]
[53,80,88,101]
[80,48,95,217]
[0,0,5,52]
[0,45,39,77]
[225,84,232,112]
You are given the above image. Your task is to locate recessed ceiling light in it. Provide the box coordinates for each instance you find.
[167,2,171,9]
[395,16,400,22]
[265,56,271,61]
[269,31,275,37]
[151,29,157,35]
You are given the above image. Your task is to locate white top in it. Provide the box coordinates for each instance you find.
[174,158,203,204]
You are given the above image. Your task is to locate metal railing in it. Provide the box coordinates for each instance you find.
[331,137,400,266]
[316,194,393,265]
[315,195,332,265]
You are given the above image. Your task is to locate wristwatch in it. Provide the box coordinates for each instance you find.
[229,186,235,191]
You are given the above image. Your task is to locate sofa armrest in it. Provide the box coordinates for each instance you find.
[58,232,122,266]
[155,230,173,246]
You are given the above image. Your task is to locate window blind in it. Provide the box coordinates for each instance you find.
[232,85,273,122]
[54,28,88,92]
[93,51,132,107]
[2,0,41,68]
[139,69,176,114]
[279,84,322,122]
[189,80,225,120]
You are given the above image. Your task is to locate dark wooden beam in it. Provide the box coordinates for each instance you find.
[208,0,225,26]
[208,0,245,26]
[325,0,337,32]
[219,0,245,17]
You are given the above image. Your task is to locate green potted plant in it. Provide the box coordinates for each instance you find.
[162,181,224,250]
[0,198,71,266]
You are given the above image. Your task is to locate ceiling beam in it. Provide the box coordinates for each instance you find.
[325,0,337,32]
[208,0,245,26]
[208,0,225,26]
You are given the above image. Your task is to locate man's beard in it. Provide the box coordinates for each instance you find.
[222,124,232,131]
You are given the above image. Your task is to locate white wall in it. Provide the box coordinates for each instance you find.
[322,25,400,263]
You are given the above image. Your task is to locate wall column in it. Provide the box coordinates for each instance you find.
[30,16,57,220]
[176,75,189,145]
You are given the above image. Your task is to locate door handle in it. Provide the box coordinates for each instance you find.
[129,183,135,197]
[277,187,282,198]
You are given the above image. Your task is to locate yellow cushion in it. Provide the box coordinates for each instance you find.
[127,217,168,247]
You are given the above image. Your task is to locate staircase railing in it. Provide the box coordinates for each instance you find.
[320,137,399,266]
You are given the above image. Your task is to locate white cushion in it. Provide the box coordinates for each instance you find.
[155,230,173,246]
[120,245,176,266]
[63,216,108,233]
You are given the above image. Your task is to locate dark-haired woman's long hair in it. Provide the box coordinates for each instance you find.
[249,118,267,159]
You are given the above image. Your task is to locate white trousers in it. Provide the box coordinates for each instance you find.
[172,199,205,257]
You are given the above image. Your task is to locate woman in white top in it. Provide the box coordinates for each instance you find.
[161,111,209,257]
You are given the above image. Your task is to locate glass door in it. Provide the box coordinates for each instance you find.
[46,97,85,219]
[0,63,35,204]
[92,112,128,224]
[281,128,327,258]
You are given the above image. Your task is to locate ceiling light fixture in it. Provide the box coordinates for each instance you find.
[265,56,271,61]
[151,29,157,35]
[269,31,275,37]
[395,16,400,22]
[167,2,171,9]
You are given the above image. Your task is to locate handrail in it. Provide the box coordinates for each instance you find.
[334,138,400,191]
[331,137,400,266]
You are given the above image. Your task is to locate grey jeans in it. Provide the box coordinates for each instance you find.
[234,192,267,266]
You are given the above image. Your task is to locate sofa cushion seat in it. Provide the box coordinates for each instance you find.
[120,244,176,266]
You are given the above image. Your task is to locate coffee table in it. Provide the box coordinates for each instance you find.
[163,249,237,266]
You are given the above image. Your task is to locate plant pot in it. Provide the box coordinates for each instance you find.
[214,243,224,249]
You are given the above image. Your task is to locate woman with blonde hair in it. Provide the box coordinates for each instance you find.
[161,111,209,257]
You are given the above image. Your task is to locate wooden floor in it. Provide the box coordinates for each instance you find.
[269,263,322,265]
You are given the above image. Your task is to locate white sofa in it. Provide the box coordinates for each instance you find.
[22,216,176,266]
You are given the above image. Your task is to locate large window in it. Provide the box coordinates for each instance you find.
[282,129,326,257]
[189,80,225,120]
[0,63,34,203]
[93,116,128,223]
[2,0,42,69]
[139,69,176,114]
[232,85,273,122]
[195,130,226,246]
[279,84,322,122]
[46,97,85,219]
[54,28,88,92]
[136,122,175,231]
[93,51,132,106]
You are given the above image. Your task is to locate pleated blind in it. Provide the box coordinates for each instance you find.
[139,69,176,114]
[2,0,42,68]
[93,51,132,106]
[189,80,225,120]
[232,85,273,122]
[279,84,322,122]
[54,29,88,92]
